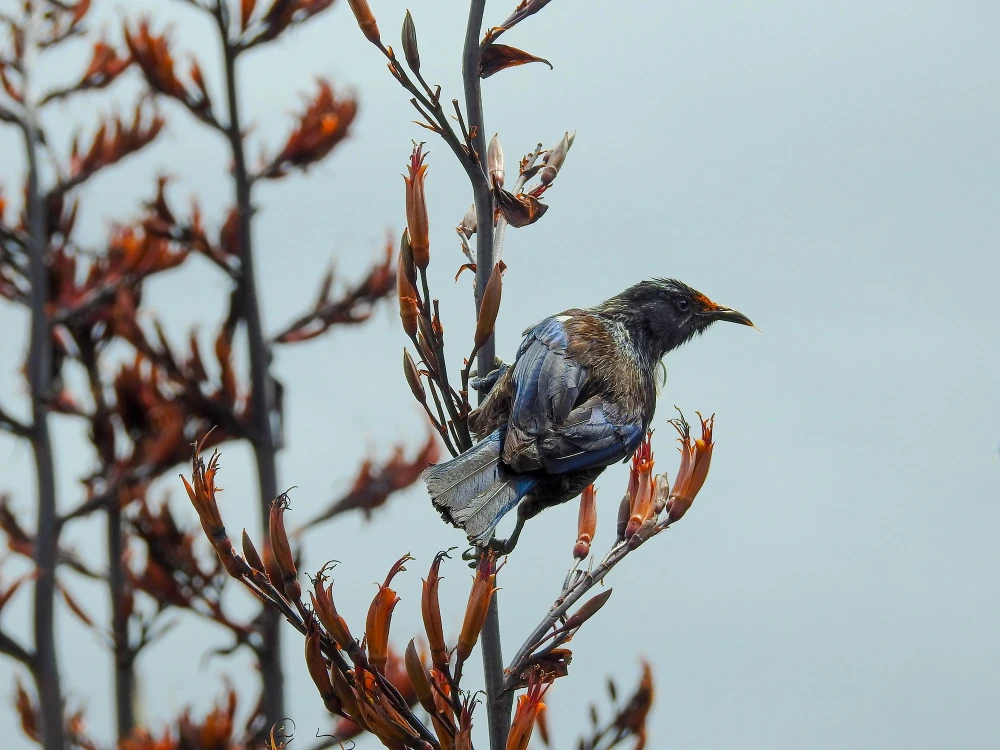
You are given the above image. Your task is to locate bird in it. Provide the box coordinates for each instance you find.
[423,278,753,551]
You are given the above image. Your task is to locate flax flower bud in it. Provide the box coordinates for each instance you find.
[241,530,265,573]
[688,413,715,498]
[430,669,456,747]
[330,665,365,731]
[671,423,694,499]
[397,253,420,336]
[261,537,283,594]
[404,145,430,269]
[573,484,597,559]
[305,626,340,714]
[457,550,498,664]
[455,697,475,750]
[474,263,503,349]
[181,450,250,579]
[399,228,417,286]
[422,551,449,672]
[457,203,477,238]
[626,450,656,539]
[416,331,438,373]
[432,716,455,750]
[665,413,715,525]
[488,133,504,187]
[347,0,381,46]
[311,575,358,661]
[626,441,643,501]
[560,588,613,632]
[268,494,299,601]
[181,451,224,535]
[507,672,549,750]
[401,10,420,73]
[366,554,410,674]
[539,130,576,185]
[615,492,630,544]
[404,639,436,715]
[352,669,421,744]
[402,348,426,404]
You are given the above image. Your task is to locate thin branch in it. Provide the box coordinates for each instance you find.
[37,24,85,49]
[424,373,459,457]
[271,250,393,344]
[452,99,471,151]
[236,1,334,53]
[427,295,473,450]
[211,0,285,728]
[409,96,439,132]
[0,221,30,247]
[295,434,438,531]
[504,534,656,693]
[51,273,141,326]
[0,629,35,670]
[46,105,164,200]
[375,42,482,188]
[0,102,23,123]
[489,0,556,46]
[80,342,135,738]
[2,499,105,580]
[21,4,66,747]
[0,404,31,438]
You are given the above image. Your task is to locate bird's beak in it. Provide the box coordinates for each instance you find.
[703,305,755,328]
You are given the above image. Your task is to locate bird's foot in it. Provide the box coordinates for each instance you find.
[469,361,511,395]
[461,518,524,567]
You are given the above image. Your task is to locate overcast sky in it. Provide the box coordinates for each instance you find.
[2,0,999,748]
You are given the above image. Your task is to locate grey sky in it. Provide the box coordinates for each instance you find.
[2,0,998,747]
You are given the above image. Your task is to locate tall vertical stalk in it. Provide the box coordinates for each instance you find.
[214,5,284,727]
[461,2,513,747]
[22,5,65,748]
[81,340,135,738]
[107,485,134,736]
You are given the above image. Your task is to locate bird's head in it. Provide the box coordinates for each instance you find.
[598,278,754,358]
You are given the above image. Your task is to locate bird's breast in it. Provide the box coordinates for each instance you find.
[565,316,655,418]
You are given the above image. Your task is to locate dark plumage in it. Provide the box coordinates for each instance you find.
[423,278,753,548]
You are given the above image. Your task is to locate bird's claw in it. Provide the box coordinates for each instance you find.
[469,361,511,395]
[462,531,520,567]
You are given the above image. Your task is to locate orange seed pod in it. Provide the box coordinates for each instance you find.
[397,253,420,336]
[347,0,381,45]
[421,551,449,672]
[404,638,435,715]
[365,554,410,674]
[573,484,597,559]
[268,494,299,601]
[404,145,430,268]
[457,551,498,664]
[305,626,340,714]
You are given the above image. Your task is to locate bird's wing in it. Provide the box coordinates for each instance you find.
[510,316,585,429]
[537,397,645,474]
[504,316,644,474]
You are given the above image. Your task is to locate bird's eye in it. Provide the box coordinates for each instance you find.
[675,299,690,313]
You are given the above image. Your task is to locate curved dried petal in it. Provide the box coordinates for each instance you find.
[480,44,552,79]
[474,263,503,349]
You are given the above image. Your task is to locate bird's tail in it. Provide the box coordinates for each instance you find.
[423,429,537,544]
